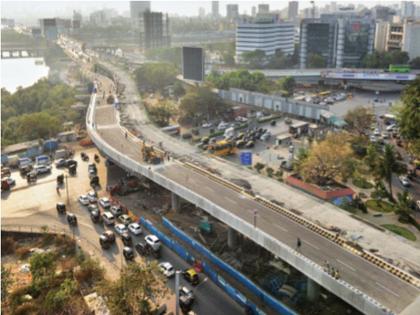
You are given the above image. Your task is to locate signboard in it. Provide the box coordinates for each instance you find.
[182,47,204,81]
[240,151,252,166]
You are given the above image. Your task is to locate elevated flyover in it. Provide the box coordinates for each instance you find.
[86,86,420,315]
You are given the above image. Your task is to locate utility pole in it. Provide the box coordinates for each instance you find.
[175,270,180,315]
[65,175,70,207]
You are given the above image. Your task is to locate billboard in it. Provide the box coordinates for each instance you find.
[182,47,204,81]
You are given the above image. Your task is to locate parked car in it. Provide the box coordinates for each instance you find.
[90,209,101,223]
[5,177,16,187]
[179,286,195,311]
[145,234,161,251]
[55,159,67,168]
[99,197,111,209]
[110,205,123,216]
[201,122,212,128]
[115,223,128,235]
[123,246,135,261]
[159,262,175,278]
[56,202,66,214]
[34,165,52,175]
[128,222,142,235]
[135,242,148,256]
[87,204,99,213]
[399,176,411,187]
[183,268,199,285]
[118,214,132,226]
[99,230,115,249]
[78,194,90,206]
[121,233,132,246]
[102,211,115,226]
[87,190,98,203]
[67,213,78,226]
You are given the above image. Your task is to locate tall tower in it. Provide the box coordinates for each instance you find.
[212,1,220,18]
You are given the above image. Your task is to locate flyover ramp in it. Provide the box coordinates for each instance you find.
[86,90,420,315]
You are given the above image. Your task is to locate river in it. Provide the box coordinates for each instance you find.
[1,57,50,93]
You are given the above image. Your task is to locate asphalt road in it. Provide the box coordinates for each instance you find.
[1,152,243,315]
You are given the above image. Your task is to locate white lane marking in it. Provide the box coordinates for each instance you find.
[305,240,320,251]
[273,223,288,233]
[336,259,356,272]
[375,281,400,297]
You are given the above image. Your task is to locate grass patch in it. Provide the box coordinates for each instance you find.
[352,176,373,189]
[366,199,394,213]
[381,224,416,241]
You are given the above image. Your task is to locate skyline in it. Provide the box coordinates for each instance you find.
[1,1,409,25]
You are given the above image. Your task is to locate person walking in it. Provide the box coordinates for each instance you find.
[296,237,302,250]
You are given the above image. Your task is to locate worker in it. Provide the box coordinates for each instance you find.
[125,131,128,139]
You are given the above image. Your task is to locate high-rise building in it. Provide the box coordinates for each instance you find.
[374,6,396,21]
[251,6,257,17]
[72,10,82,29]
[258,4,270,14]
[300,12,375,68]
[401,1,416,17]
[374,21,389,51]
[236,16,295,59]
[89,9,117,27]
[140,11,170,51]
[288,1,299,21]
[130,1,151,21]
[226,4,239,20]
[212,1,219,18]
[330,2,337,12]
[199,7,206,18]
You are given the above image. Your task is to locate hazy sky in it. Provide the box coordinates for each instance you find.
[2,0,402,25]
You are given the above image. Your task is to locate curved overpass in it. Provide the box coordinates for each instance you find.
[85,69,420,315]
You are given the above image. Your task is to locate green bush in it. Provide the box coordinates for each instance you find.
[352,176,373,189]
[254,162,266,173]
[366,199,394,213]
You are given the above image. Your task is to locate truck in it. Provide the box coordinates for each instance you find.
[55,149,68,159]
[35,155,51,166]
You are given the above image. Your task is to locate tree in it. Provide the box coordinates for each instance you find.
[344,106,374,136]
[307,53,326,68]
[363,50,410,69]
[179,87,228,123]
[207,69,272,93]
[241,50,266,68]
[254,162,266,173]
[1,266,13,302]
[278,76,296,96]
[30,252,56,281]
[397,79,420,157]
[146,101,175,127]
[409,57,420,69]
[98,263,168,315]
[377,144,406,201]
[134,63,177,92]
[394,191,416,222]
[43,279,77,314]
[298,133,354,185]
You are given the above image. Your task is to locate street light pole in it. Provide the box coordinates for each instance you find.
[65,175,70,207]
[175,270,180,315]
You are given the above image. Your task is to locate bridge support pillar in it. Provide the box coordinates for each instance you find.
[307,278,320,301]
[227,227,237,249]
[171,192,180,212]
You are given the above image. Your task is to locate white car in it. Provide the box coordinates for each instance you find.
[369,135,377,143]
[34,165,51,175]
[78,194,90,206]
[87,191,97,203]
[399,176,411,187]
[99,197,111,209]
[386,124,396,131]
[201,122,212,128]
[145,234,161,251]
[159,262,175,278]
[217,121,229,130]
[115,224,128,235]
[373,128,381,136]
[128,222,142,235]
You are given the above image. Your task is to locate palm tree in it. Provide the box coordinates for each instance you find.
[377,144,405,201]
[395,191,414,222]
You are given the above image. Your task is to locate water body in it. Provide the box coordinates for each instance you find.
[1,57,49,93]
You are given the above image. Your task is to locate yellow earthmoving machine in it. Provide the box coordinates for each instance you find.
[207,140,237,157]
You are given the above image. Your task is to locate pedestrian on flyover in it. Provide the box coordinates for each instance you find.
[125,131,128,139]
[296,237,302,250]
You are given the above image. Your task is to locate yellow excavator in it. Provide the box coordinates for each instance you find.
[141,143,164,164]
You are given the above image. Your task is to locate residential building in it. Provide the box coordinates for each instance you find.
[1,18,15,28]
[401,1,416,18]
[236,16,295,59]
[288,1,299,21]
[386,18,420,58]
[300,12,375,68]
[374,6,396,21]
[212,1,219,18]
[199,7,206,18]
[140,11,170,51]
[226,4,239,20]
[89,9,117,27]
[130,1,151,23]
[39,18,71,40]
[72,11,82,29]
[258,4,270,14]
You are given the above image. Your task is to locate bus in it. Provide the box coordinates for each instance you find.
[388,64,411,73]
